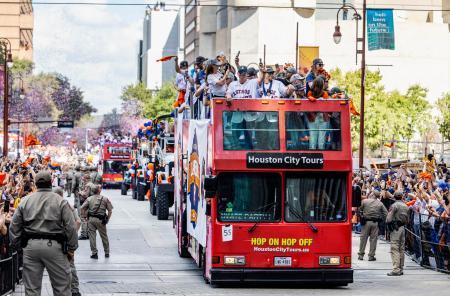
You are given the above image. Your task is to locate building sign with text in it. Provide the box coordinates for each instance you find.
[367,9,395,51]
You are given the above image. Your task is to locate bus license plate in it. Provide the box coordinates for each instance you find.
[274,257,292,266]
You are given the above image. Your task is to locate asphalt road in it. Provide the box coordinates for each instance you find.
[15,189,449,295]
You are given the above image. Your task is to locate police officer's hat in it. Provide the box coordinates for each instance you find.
[393,191,403,199]
[75,165,81,171]
[35,171,52,185]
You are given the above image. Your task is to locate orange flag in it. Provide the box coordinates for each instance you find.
[156,55,177,62]
[384,142,395,148]
[25,135,41,147]
[349,99,360,116]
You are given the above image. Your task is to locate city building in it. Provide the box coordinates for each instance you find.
[183,0,449,103]
[138,2,183,90]
[0,0,34,60]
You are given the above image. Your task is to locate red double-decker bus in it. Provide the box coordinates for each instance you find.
[100,143,133,186]
[174,98,353,285]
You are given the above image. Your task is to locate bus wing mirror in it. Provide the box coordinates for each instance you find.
[204,175,218,198]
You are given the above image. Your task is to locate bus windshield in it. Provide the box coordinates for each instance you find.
[103,161,126,174]
[223,111,279,150]
[217,173,281,222]
[285,173,347,222]
[285,111,341,150]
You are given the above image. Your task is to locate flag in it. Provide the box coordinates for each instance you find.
[384,142,395,148]
[25,135,41,147]
[349,100,360,116]
[156,55,177,62]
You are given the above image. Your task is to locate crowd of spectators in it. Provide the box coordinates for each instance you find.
[172,52,348,119]
[352,155,450,271]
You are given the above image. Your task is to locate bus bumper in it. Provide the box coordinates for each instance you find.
[210,268,353,285]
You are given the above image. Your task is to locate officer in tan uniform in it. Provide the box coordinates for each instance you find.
[80,184,113,259]
[54,187,81,296]
[9,171,78,296]
[77,167,93,240]
[386,191,409,276]
[358,190,388,261]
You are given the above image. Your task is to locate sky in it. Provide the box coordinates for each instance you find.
[33,1,164,115]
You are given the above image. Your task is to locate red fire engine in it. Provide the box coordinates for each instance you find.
[174,98,353,285]
[100,143,133,186]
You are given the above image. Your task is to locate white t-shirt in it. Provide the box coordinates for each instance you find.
[175,72,187,91]
[258,79,287,98]
[207,73,227,97]
[226,78,260,99]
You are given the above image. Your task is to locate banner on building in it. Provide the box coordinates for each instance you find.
[298,46,319,68]
[367,9,395,51]
[186,120,209,247]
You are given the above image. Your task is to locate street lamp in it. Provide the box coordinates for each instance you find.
[1,38,13,157]
[333,1,367,169]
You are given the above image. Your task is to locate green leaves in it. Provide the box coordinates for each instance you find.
[120,82,175,119]
[330,68,431,152]
[437,93,450,141]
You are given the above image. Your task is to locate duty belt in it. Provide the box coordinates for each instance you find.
[21,231,68,253]
[88,213,106,220]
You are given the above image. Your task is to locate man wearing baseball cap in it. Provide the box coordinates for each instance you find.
[259,66,294,98]
[306,58,324,94]
[10,171,78,295]
[226,65,260,100]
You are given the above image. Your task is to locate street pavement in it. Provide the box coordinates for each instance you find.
[13,189,449,295]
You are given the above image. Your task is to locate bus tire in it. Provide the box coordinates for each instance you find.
[121,183,128,195]
[156,190,169,220]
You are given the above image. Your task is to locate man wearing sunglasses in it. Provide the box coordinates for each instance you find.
[306,58,324,94]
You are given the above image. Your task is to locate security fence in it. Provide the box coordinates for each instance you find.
[0,251,20,295]
[405,212,450,273]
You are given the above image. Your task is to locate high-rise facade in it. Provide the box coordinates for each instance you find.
[138,3,183,90]
[0,0,34,60]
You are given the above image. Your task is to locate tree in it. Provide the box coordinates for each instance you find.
[330,69,431,152]
[437,92,450,141]
[143,82,176,118]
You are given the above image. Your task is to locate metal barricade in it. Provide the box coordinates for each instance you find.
[0,251,20,296]
[405,212,450,274]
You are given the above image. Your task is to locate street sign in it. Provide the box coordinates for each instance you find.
[57,120,74,128]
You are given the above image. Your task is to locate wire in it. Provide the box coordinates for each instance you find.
[1,1,449,11]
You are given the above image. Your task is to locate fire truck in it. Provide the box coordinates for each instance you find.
[174,98,353,285]
[100,143,133,187]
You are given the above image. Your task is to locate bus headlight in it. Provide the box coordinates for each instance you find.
[224,256,245,265]
[319,256,340,266]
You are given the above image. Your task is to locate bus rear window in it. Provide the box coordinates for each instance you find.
[285,112,341,151]
[223,111,280,150]
[217,173,281,222]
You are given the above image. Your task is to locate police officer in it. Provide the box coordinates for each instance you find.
[90,166,103,185]
[80,184,113,259]
[54,187,81,296]
[65,166,75,198]
[358,190,388,261]
[72,165,82,207]
[386,191,409,276]
[77,167,92,240]
[9,171,78,295]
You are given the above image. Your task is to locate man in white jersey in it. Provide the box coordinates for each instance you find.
[225,66,260,101]
[259,67,294,98]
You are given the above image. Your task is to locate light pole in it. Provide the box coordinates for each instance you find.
[1,38,14,157]
[15,78,25,158]
[333,1,366,169]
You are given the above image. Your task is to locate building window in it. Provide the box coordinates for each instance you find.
[186,20,196,35]
[186,0,195,14]
[20,29,33,50]
[185,40,195,55]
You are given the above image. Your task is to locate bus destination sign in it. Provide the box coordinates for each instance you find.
[246,153,324,169]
